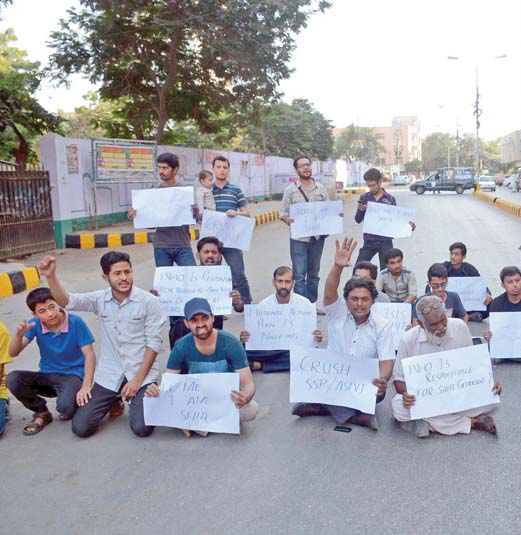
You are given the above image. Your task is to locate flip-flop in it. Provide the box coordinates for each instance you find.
[23,411,53,436]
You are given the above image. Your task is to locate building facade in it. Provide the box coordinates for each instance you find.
[500,130,521,168]
[373,116,421,171]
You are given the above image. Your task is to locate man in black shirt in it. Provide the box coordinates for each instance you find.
[443,241,491,321]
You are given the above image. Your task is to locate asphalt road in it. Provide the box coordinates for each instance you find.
[2,187,521,535]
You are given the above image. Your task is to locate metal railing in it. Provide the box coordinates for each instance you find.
[0,170,55,259]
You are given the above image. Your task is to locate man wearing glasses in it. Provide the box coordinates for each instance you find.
[410,263,468,326]
[280,155,335,313]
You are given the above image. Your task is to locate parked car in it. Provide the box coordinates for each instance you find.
[496,176,505,186]
[410,167,475,194]
[393,175,408,186]
[478,175,496,192]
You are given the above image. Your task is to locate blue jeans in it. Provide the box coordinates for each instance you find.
[246,350,290,373]
[153,246,196,268]
[0,399,6,437]
[153,247,196,326]
[290,237,326,303]
[222,247,252,304]
[327,393,386,423]
[355,239,394,270]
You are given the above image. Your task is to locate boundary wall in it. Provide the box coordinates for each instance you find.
[39,134,336,248]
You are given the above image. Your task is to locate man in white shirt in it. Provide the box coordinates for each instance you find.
[239,266,322,372]
[292,238,395,429]
[39,252,165,438]
[392,295,501,437]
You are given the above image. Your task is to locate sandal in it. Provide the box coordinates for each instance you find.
[248,360,263,372]
[109,398,125,418]
[472,414,497,434]
[23,411,53,436]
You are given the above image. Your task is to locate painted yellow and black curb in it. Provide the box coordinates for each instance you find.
[473,190,521,217]
[65,211,280,249]
[0,267,40,298]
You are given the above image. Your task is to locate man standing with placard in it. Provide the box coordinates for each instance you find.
[292,237,395,429]
[128,153,196,269]
[392,296,500,437]
[354,168,415,269]
[211,155,252,305]
[145,298,257,437]
[280,155,331,312]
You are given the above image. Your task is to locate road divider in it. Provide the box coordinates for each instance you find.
[65,210,280,249]
[473,190,521,217]
[0,266,40,298]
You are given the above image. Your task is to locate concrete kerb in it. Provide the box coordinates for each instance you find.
[0,266,40,298]
[472,190,521,217]
[65,210,281,249]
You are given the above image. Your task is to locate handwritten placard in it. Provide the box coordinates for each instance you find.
[132,186,194,228]
[244,303,317,350]
[200,210,255,251]
[362,202,416,238]
[290,200,343,239]
[372,303,411,351]
[153,266,232,316]
[290,347,379,414]
[490,312,521,358]
[446,277,487,311]
[143,373,240,434]
[402,343,499,420]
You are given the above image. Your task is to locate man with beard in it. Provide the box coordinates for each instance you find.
[292,237,395,430]
[161,236,244,349]
[392,295,501,437]
[239,266,323,372]
[39,252,165,438]
[146,298,257,437]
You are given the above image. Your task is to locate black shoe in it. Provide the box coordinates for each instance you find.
[291,403,329,417]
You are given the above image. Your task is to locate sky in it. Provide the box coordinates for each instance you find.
[2,0,521,141]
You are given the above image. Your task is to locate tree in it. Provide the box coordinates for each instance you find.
[48,0,331,144]
[333,124,385,164]
[404,159,423,174]
[421,133,455,172]
[0,29,62,167]
[240,99,333,159]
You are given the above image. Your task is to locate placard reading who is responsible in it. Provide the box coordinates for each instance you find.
[290,200,343,239]
[402,344,499,420]
[153,266,232,316]
[362,202,416,239]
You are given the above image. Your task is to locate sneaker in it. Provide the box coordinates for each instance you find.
[291,403,329,417]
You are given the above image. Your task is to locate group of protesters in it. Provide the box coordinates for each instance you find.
[1,152,516,440]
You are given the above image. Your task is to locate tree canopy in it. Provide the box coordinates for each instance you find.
[333,124,385,164]
[48,0,330,143]
[0,29,62,167]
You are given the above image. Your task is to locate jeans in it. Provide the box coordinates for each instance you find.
[154,246,196,326]
[6,370,82,419]
[246,350,290,373]
[290,237,326,303]
[0,399,7,436]
[153,246,196,268]
[222,247,252,304]
[355,239,394,270]
[72,380,153,438]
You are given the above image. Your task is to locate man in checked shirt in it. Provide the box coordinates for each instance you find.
[280,155,343,313]
[39,252,165,438]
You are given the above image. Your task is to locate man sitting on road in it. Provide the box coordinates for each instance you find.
[392,295,501,437]
[7,288,96,436]
[484,266,521,358]
[292,237,395,430]
[164,236,244,349]
[145,298,257,437]
[39,252,166,438]
[239,266,323,373]
[443,241,491,321]
[353,261,390,303]
[411,263,468,326]
[376,248,417,304]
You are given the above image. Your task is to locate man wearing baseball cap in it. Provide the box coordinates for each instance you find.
[145,298,257,436]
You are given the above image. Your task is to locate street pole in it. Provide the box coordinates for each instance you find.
[456,127,459,167]
[448,143,451,167]
[473,65,482,174]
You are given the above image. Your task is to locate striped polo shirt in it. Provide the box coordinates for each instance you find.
[212,182,247,213]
